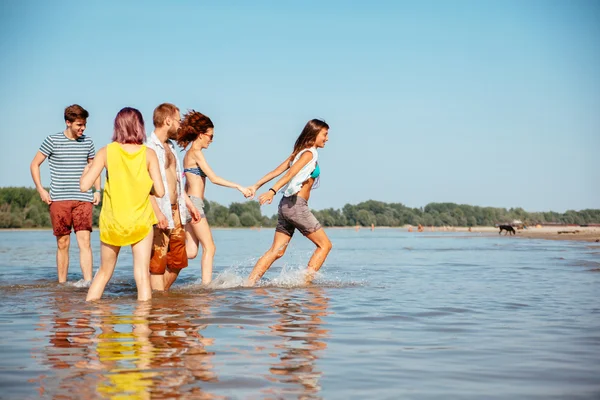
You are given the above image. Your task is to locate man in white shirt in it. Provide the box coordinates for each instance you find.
[146,103,199,291]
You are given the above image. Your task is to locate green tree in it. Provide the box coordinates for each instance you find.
[230,201,262,222]
[356,209,376,226]
[227,213,241,227]
[376,214,391,226]
[342,204,358,226]
[239,211,257,227]
[24,206,41,226]
[206,201,229,226]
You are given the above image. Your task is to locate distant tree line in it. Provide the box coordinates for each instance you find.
[0,187,598,229]
[314,200,600,227]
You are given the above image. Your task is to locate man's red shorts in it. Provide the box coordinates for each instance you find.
[49,200,93,236]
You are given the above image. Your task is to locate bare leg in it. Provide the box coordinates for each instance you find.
[75,230,93,281]
[163,269,180,291]
[185,224,199,259]
[132,302,152,370]
[246,232,291,286]
[56,234,70,283]
[150,227,166,291]
[304,228,333,284]
[163,216,188,291]
[189,218,216,285]
[131,230,153,301]
[86,242,120,301]
[150,274,165,291]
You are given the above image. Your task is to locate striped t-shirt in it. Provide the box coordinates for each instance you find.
[39,132,96,202]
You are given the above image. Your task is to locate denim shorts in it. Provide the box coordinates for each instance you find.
[275,195,322,237]
[188,195,206,220]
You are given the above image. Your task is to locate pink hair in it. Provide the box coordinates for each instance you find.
[112,107,146,144]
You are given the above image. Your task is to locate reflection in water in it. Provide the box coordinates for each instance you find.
[93,302,157,399]
[261,287,331,399]
[34,294,220,399]
[147,297,219,399]
[35,294,97,398]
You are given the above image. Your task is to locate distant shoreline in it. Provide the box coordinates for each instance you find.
[2,226,599,243]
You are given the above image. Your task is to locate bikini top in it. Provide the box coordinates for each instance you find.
[183,166,207,178]
[310,162,320,179]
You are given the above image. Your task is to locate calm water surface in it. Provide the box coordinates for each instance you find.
[0,229,599,399]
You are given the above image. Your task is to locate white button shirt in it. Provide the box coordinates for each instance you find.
[146,132,187,229]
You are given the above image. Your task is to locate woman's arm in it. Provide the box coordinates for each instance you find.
[258,151,313,205]
[147,148,165,198]
[193,150,247,193]
[80,147,106,192]
[251,156,292,193]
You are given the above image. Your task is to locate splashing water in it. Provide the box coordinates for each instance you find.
[183,265,326,290]
[206,270,246,289]
[267,264,319,288]
[66,279,92,288]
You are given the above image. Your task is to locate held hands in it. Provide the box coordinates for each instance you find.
[238,186,254,198]
[93,192,101,206]
[258,190,275,205]
[38,188,52,205]
[248,185,259,198]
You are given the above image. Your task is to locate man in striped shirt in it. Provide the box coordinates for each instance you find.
[30,104,101,284]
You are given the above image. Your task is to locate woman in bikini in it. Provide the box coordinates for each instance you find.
[176,110,251,285]
[246,119,332,286]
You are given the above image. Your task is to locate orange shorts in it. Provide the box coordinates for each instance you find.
[149,204,188,274]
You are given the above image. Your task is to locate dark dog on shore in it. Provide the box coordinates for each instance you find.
[498,225,516,235]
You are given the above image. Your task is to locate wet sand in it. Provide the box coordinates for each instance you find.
[424,226,600,243]
[514,226,600,243]
[391,225,600,243]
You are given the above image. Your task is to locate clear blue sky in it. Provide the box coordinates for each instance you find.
[1,0,598,214]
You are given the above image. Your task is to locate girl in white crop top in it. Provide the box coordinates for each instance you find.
[245,119,332,286]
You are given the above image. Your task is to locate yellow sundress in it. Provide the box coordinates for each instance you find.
[99,142,158,246]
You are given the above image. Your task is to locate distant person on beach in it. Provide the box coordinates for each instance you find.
[176,110,252,285]
[146,103,201,292]
[81,107,164,301]
[245,119,332,286]
[30,104,100,284]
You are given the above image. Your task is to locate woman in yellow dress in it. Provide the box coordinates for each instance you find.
[81,107,165,301]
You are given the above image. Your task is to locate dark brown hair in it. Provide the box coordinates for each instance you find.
[176,110,214,149]
[64,104,89,122]
[290,119,329,160]
[153,103,179,128]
